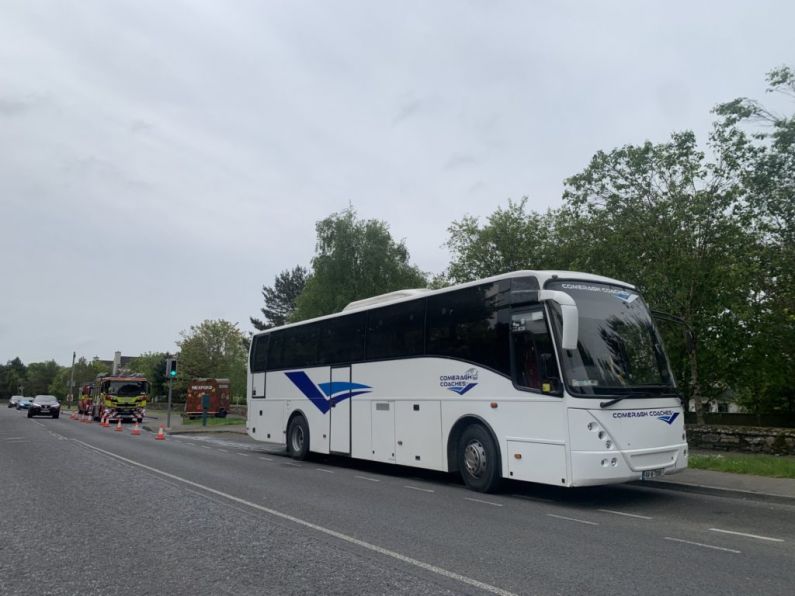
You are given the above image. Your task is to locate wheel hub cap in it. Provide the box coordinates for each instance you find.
[464,440,487,478]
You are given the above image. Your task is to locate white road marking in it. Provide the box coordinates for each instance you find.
[201,445,212,449]
[405,485,435,493]
[216,449,228,453]
[664,537,741,554]
[315,468,334,474]
[237,453,250,457]
[71,439,516,596]
[709,528,784,543]
[547,514,598,526]
[465,497,503,507]
[355,475,380,482]
[284,462,301,467]
[598,509,653,520]
[1,437,25,440]
[259,456,273,461]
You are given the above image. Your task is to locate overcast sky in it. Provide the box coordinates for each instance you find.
[1,1,792,365]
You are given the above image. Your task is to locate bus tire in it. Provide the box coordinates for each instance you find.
[287,415,309,460]
[458,424,501,493]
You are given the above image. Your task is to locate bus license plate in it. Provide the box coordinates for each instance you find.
[642,469,664,480]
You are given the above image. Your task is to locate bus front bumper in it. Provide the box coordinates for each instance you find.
[569,443,688,487]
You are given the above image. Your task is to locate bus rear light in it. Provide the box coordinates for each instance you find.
[611,458,617,467]
[490,402,498,409]
[597,431,605,440]
[514,453,522,460]
[605,440,612,449]
[601,459,608,467]
[587,422,595,431]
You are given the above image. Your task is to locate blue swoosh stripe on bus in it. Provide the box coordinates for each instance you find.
[317,381,372,397]
[448,383,477,395]
[285,371,331,414]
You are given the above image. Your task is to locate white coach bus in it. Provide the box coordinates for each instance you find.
[247,270,687,492]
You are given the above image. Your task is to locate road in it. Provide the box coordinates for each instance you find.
[2,407,794,595]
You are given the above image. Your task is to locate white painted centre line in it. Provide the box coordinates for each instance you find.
[315,468,334,474]
[259,456,273,461]
[405,485,435,493]
[355,475,381,482]
[664,537,741,554]
[547,514,598,526]
[598,509,653,520]
[237,453,250,457]
[284,462,301,467]
[465,497,503,507]
[709,528,784,543]
[70,439,517,596]
[216,449,228,453]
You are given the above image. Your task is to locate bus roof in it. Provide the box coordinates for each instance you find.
[254,270,635,336]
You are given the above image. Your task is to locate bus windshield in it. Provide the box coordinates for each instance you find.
[546,281,675,397]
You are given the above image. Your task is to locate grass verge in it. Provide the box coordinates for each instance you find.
[181,416,245,427]
[688,451,795,479]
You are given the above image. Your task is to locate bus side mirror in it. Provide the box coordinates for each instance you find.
[538,289,579,350]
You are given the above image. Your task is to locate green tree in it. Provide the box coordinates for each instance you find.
[127,352,169,400]
[444,198,559,284]
[26,360,63,396]
[0,357,27,399]
[561,130,758,423]
[251,266,308,330]
[48,357,106,400]
[176,320,249,400]
[292,207,427,320]
[709,66,795,414]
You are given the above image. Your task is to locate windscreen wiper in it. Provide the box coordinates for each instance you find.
[599,392,655,408]
[599,391,682,408]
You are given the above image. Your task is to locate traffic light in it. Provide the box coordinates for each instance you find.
[166,358,178,378]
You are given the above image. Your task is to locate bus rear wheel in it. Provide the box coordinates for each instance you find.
[458,424,501,493]
[287,415,309,460]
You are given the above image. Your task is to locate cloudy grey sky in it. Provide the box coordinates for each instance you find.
[1,1,792,365]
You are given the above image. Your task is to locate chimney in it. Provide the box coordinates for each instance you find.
[112,351,121,375]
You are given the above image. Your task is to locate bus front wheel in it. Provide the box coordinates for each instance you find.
[287,415,309,460]
[458,424,501,493]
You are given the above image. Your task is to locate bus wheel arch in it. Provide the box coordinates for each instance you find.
[447,416,502,493]
[286,410,310,460]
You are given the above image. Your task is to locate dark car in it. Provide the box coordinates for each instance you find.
[28,395,61,419]
[16,398,33,410]
[8,395,24,408]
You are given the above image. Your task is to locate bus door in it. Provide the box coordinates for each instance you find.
[329,366,352,454]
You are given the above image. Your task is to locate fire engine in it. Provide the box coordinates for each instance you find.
[86,374,149,423]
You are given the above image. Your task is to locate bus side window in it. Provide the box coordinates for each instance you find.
[511,310,561,393]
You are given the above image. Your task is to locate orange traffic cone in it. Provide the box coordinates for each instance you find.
[115,419,123,432]
[131,421,141,436]
[101,414,110,428]
[154,425,166,440]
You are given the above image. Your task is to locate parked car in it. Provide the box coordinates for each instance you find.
[8,395,24,408]
[28,395,60,418]
[16,398,33,410]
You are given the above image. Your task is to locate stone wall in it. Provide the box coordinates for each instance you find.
[686,425,795,455]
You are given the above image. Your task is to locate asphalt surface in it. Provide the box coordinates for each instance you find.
[2,408,794,595]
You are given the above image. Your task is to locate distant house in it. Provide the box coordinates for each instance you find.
[687,387,746,414]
